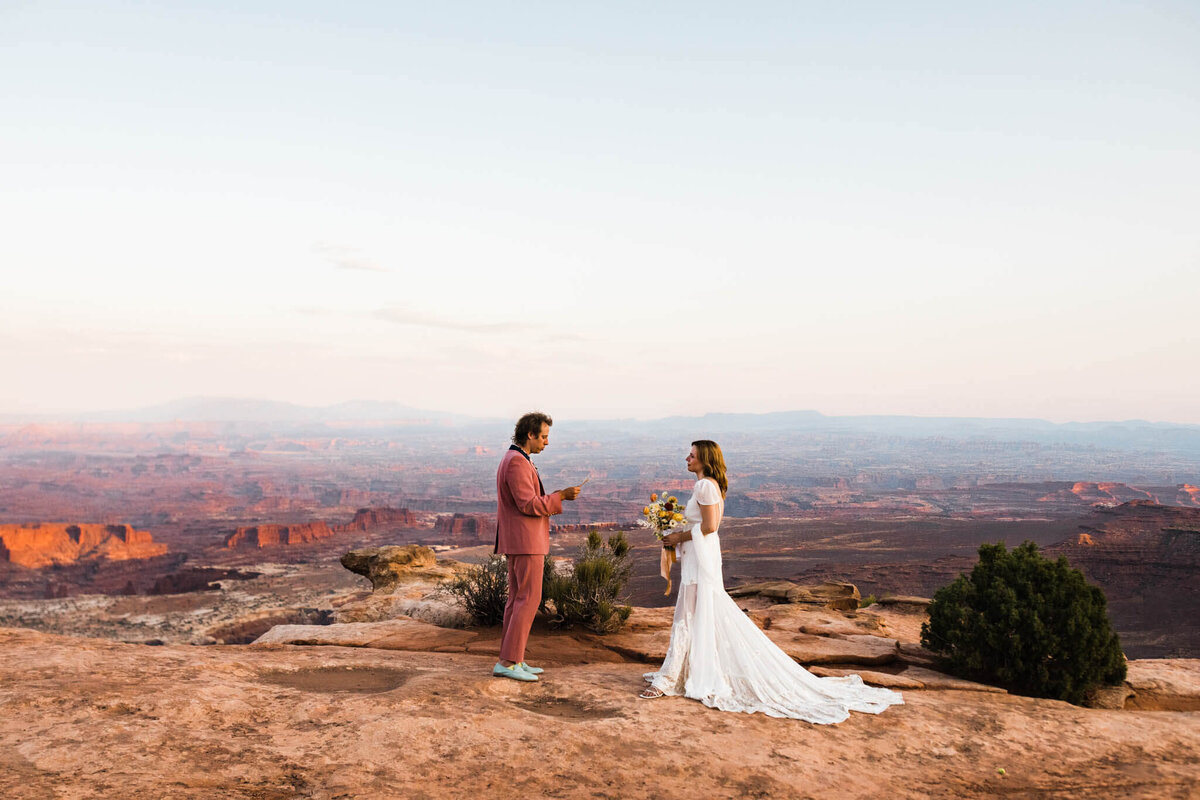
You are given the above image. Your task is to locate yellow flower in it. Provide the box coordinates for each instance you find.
[658,510,668,517]
[673,513,684,521]
[650,493,658,502]
[642,507,650,515]
[668,496,677,503]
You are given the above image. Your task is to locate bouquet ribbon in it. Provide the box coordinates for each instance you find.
[659,545,677,596]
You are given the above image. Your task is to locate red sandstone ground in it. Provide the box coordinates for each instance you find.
[1,621,1198,800]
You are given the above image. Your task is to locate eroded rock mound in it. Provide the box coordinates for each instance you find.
[339,545,445,590]
[332,545,469,627]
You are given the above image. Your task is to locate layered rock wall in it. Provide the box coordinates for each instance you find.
[225,522,334,548]
[342,507,417,531]
[433,513,494,542]
[225,507,422,549]
[0,523,168,568]
[1046,501,1200,657]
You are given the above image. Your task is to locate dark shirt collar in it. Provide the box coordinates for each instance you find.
[509,443,531,462]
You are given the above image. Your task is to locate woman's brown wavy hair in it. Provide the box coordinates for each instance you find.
[691,439,728,497]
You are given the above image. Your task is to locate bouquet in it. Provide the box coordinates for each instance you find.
[640,492,685,595]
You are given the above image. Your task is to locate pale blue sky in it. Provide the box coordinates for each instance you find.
[3,2,1198,422]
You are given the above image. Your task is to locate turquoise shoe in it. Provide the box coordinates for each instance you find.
[493,661,538,682]
[518,662,544,675]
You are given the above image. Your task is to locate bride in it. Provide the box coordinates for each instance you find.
[639,440,904,723]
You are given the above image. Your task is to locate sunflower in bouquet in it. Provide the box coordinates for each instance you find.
[640,492,686,595]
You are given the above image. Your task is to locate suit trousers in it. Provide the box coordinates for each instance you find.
[499,553,544,664]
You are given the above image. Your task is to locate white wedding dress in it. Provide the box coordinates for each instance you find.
[644,478,904,723]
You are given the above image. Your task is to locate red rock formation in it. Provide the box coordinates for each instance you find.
[223,508,422,550]
[225,521,333,549]
[341,507,418,531]
[1067,482,1156,504]
[0,523,168,568]
[433,513,495,542]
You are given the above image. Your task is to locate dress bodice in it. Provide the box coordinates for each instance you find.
[684,478,723,526]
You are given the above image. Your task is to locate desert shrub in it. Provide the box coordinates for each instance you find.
[541,530,633,634]
[859,594,878,608]
[920,541,1126,704]
[444,555,508,626]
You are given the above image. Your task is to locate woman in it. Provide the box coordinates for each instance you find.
[639,440,904,723]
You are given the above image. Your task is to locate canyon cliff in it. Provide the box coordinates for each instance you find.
[1047,501,1200,658]
[225,507,423,549]
[432,513,494,542]
[225,522,335,548]
[342,507,418,531]
[0,523,167,568]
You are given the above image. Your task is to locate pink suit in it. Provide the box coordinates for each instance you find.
[495,446,563,663]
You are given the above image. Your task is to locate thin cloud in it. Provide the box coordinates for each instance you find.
[312,242,390,273]
[373,306,533,334]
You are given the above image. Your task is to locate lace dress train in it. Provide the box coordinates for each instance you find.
[643,479,903,724]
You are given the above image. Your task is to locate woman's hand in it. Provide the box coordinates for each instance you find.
[661,530,688,547]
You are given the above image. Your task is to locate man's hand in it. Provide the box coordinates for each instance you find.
[559,486,582,501]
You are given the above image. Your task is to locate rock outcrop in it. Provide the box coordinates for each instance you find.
[334,545,469,626]
[338,545,449,591]
[728,579,862,611]
[0,523,167,568]
[254,618,478,651]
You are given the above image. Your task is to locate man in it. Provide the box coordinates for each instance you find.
[493,411,581,681]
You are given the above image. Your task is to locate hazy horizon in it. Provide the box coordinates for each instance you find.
[4,2,1198,423]
[3,394,1200,429]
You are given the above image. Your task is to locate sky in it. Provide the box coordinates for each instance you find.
[2,1,1198,423]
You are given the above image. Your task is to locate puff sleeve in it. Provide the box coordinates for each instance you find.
[694,478,721,506]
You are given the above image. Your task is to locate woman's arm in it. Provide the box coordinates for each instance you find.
[661,500,721,545]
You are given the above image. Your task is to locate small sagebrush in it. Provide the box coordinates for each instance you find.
[542,530,633,634]
[444,554,508,627]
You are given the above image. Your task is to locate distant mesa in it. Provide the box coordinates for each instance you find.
[0,523,168,568]
[433,513,495,542]
[1175,484,1200,506]
[225,522,335,549]
[1037,481,1158,506]
[225,507,421,549]
[343,507,418,531]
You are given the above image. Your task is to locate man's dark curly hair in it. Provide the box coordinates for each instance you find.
[512,411,553,446]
